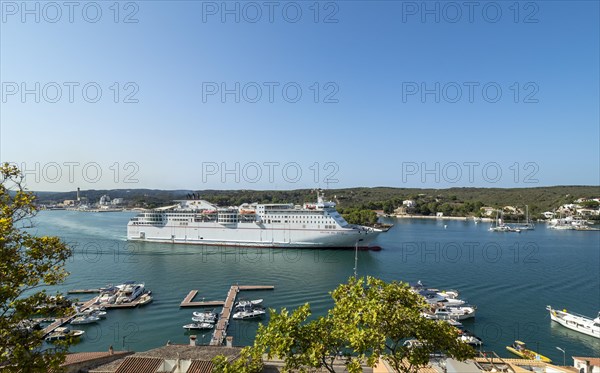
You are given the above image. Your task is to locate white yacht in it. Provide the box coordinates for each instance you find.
[45,327,85,342]
[191,314,217,324]
[70,315,100,325]
[423,306,477,321]
[115,282,145,303]
[418,290,466,306]
[127,192,390,248]
[457,329,483,347]
[233,308,266,320]
[183,322,214,330]
[547,305,600,338]
[548,216,591,230]
[235,299,263,308]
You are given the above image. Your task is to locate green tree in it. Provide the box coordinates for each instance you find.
[254,303,360,373]
[0,164,73,371]
[332,277,474,373]
[212,346,264,373]
[340,208,378,226]
[217,277,475,373]
[383,202,394,215]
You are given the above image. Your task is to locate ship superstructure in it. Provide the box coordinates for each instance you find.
[127,193,389,248]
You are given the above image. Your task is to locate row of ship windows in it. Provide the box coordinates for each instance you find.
[265,214,327,217]
[267,220,337,226]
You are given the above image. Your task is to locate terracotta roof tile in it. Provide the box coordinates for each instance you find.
[114,357,162,373]
[573,357,600,366]
[187,360,214,373]
[62,351,130,366]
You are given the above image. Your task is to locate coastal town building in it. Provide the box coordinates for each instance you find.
[573,357,600,373]
[88,341,242,373]
[481,207,496,216]
[62,341,597,373]
[403,200,416,208]
[374,356,582,373]
[394,206,408,215]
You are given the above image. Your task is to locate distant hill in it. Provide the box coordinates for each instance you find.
[33,186,600,217]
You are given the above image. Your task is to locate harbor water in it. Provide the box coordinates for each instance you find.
[32,211,600,362]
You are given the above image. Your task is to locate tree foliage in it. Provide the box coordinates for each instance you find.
[212,346,264,373]
[0,164,73,371]
[338,208,379,226]
[215,277,475,373]
[35,186,599,220]
[331,277,475,373]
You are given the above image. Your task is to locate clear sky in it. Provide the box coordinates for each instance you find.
[1,1,599,192]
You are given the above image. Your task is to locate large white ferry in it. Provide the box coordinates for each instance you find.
[127,193,390,248]
[547,305,600,338]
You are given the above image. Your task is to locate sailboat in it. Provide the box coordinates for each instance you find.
[489,210,521,233]
[511,205,535,230]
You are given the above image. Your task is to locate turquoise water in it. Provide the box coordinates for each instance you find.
[32,211,600,362]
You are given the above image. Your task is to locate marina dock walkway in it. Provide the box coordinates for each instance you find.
[179,290,225,307]
[42,298,97,337]
[209,285,274,346]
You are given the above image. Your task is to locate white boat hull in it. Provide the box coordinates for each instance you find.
[548,308,600,338]
[128,223,382,248]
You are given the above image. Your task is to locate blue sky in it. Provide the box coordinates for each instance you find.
[1,1,598,191]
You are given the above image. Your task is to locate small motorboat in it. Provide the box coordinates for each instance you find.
[420,291,466,306]
[45,327,85,342]
[192,311,218,319]
[70,315,100,325]
[191,316,216,324]
[235,299,263,308]
[183,322,214,330]
[506,340,552,363]
[233,302,265,313]
[456,329,482,347]
[423,306,476,321]
[232,309,266,320]
[80,309,107,318]
[444,319,463,328]
[138,294,153,306]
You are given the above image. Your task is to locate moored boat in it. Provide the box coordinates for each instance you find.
[183,322,214,330]
[506,340,552,363]
[70,315,100,325]
[232,308,266,320]
[45,327,85,342]
[422,306,476,321]
[456,329,483,347]
[138,293,153,306]
[235,299,263,308]
[192,311,218,319]
[547,305,600,339]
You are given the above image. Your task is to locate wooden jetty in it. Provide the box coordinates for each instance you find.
[180,290,225,308]
[42,293,153,337]
[209,285,274,346]
[42,298,97,337]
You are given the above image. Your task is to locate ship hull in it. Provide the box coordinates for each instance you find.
[549,309,600,338]
[127,223,382,248]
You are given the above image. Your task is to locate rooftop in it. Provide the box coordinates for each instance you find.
[573,357,600,366]
[90,344,242,373]
[62,351,131,366]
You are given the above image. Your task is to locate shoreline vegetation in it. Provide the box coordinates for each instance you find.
[34,186,600,226]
